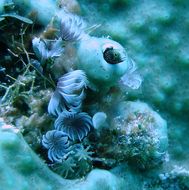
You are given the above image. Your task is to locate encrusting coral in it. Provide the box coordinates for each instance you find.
[76,36,141,91]
[1,0,181,189]
[116,101,168,169]
[0,118,132,190]
[0,118,186,189]
[89,101,168,170]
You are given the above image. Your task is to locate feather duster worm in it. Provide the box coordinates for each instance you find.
[48,70,88,116]
[42,130,70,162]
[60,13,87,41]
[54,111,93,141]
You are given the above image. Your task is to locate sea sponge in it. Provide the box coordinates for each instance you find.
[92,112,107,130]
[0,119,129,190]
[76,37,130,90]
[113,101,168,169]
[0,119,71,190]
[92,101,168,170]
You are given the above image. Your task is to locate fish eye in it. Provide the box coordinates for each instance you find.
[103,47,124,64]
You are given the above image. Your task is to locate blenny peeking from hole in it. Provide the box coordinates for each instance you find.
[32,12,142,164]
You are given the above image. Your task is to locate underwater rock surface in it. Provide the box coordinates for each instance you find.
[95,101,168,169]
[80,0,189,169]
[0,119,188,190]
[1,0,189,189]
[0,120,142,190]
[0,119,69,190]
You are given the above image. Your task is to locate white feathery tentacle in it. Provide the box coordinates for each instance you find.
[54,112,93,141]
[60,13,87,42]
[42,130,70,162]
[48,90,65,117]
[57,70,88,113]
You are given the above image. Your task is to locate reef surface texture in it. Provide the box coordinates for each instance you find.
[0,0,189,190]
